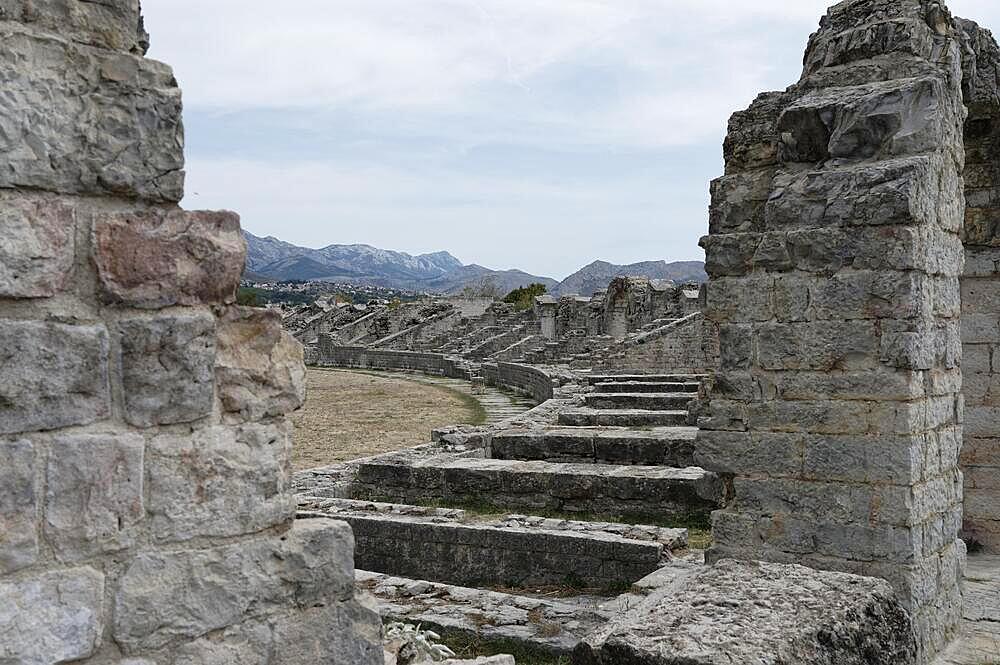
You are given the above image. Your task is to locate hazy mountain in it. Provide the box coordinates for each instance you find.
[243,232,553,294]
[552,260,707,296]
[242,232,706,296]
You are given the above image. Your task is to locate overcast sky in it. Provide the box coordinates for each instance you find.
[143,1,1000,280]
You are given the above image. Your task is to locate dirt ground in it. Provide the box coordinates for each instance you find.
[291,368,482,470]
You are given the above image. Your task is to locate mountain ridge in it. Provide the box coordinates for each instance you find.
[242,231,705,295]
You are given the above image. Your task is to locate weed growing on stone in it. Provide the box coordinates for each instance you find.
[439,633,570,665]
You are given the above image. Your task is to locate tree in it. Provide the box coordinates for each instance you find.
[503,283,548,311]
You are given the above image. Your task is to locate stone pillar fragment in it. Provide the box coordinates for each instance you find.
[695,0,971,658]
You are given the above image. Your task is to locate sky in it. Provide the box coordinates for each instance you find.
[143,0,1000,280]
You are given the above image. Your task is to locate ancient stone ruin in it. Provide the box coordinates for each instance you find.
[0,3,381,663]
[5,0,1000,664]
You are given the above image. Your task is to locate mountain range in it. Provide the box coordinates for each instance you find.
[243,232,706,296]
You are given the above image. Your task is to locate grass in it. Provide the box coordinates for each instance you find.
[323,367,489,426]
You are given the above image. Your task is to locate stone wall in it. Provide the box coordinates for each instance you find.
[596,313,719,374]
[959,17,1000,553]
[481,361,555,403]
[695,0,975,658]
[313,340,471,378]
[0,5,381,663]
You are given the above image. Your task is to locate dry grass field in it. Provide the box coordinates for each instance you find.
[291,368,485,470]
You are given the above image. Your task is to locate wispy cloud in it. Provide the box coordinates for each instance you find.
[143,0,1000,276]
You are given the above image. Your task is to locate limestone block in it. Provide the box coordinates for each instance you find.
[964,206,1000,245]
[0,321,109,435]
[269,598,385,665]
[764,156,935,229]
[0,439,37,574]
[573,559,916,665]
[707,170,773,234]
[0,567,105,664]
[757,321,878,371]
[803,16,936,77]
[0,0,145,53]
[94,209,244,308]
[44,433,144,561]
[114,520,356,652]
[0,195,74,298]
[806,271,932,321]
[703,276,774,323]
[147,422,295,542]
[699,232,759,277]
[963,246,1000,277]
[778,77,947,162]
[723,90,792,173]
[118,313,215,428]
[0,24,183,201]
[216,307,306,421]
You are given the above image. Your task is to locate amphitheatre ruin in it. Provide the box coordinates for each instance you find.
[2,0,1000,664]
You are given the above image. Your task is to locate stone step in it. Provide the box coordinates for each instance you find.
[558,408,689,427]
[583,392,696,411]
[300,497,684,591]
[358,570,607,656]
[593,381,699,394]
[584,373,706,385]
[350,455,723,523]
[490,426,697,467]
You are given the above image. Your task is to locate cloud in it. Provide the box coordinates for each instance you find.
[143,0,1000,276]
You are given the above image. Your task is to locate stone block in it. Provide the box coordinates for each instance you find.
[778,77,947,161]
[0,24,183,201]
[0,194,74,298]
[216,306,306,421]
[0,0,145,52]
[147,422,295,543]
[803,16,935,77]
[44,433,144,561]
[0,567,104,664]
[0,321,109,435]
[764,156,935,229]
[699,232,760,277]
[756,321,878,371]
[807,271,931,321]
[115,520,356,652]
[723,90,791,173]
[708,170,773,234]
[573,559,916,665]
[269,599,385,665]
[118,313,215,428]
[0,439,37,574]
[94,209,244,308]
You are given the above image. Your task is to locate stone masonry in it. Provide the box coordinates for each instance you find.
[959,18,1000,553]
[0,3,381,663]
[695,0,993,659]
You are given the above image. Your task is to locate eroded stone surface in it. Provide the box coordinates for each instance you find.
[0,24,183,201]
[148,422,294,542]
[216,306,306,421]
[573,559,916,665]
[0,0,146,53]
[0,439,37,574]
[44,433,144,561]
[118,313,215,427]
[0,567,105,664]
[115,519,356,652]
[0,321,110,435]
[0,195,74,298]
[94,209,244,308]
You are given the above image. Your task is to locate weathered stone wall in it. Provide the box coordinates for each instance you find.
[481,361,555,403]
[0,5,381,663]
[314,340,472,378]
[959,17,1000,553]
[695,0,974,658]
[596,313,719,374]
